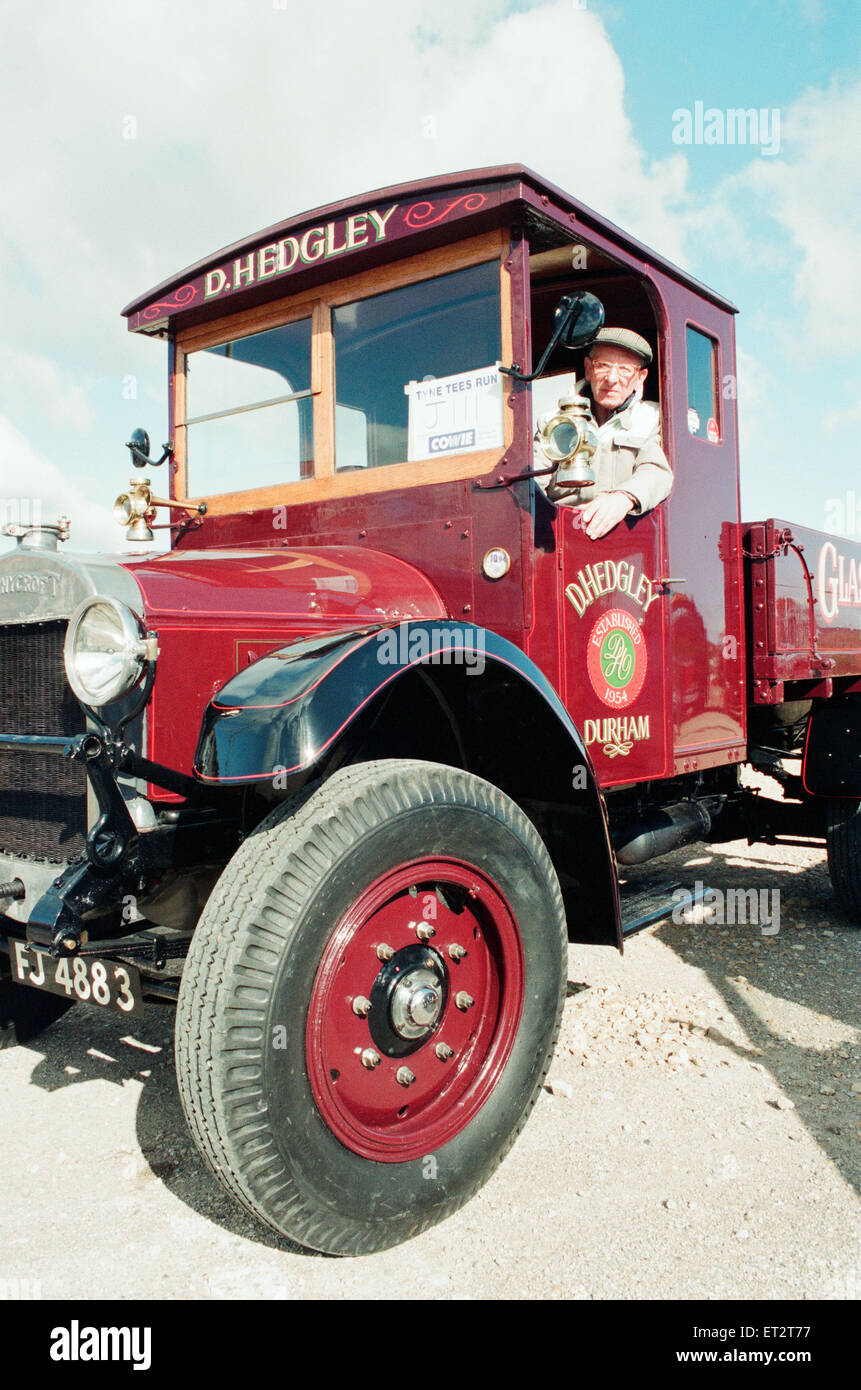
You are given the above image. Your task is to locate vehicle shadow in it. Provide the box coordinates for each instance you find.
[620,837,861,1197]
[20,1001,320,1256]
[14,832,859,1248]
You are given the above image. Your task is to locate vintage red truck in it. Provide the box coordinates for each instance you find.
[1,165,859,1255]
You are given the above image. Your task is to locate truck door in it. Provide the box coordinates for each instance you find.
[558,504,672,785]
[663,304,746,770]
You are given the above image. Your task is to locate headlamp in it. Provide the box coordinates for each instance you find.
[64,597,156,708]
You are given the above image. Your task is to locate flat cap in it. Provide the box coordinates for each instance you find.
[586,327,653,365]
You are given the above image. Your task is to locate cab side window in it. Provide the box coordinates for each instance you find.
[686,326,720,442]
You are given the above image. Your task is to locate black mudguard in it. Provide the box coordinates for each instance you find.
[802,696,861,797]
[194,621,621,946]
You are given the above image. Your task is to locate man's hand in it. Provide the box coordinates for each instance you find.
[574,491,635,540]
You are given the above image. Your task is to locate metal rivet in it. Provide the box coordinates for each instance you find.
[435,1042,454,1062]
[361,1048,381,1069]
[352,995,372,1017]
[396,1066,416,1087]
[448,943,467,962]
[455,992,475,1011]
[416,924,435,942]
[375,943,394,962]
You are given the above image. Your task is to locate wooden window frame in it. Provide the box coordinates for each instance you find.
[173,228,512,515]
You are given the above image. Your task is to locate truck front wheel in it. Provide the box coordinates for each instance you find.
[175,759,567,1255]
[826,797,861,923]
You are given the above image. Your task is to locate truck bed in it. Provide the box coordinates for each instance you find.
[744,519,861,703]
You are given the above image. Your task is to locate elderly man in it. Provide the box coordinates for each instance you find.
[540,327,673,540]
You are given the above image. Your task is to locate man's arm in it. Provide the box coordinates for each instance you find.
[614,410,673,514]
[569,407,672,539]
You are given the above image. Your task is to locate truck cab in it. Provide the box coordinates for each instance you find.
[2,165,859,1255]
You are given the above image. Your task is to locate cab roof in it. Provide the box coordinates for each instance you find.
[122,163,737,335]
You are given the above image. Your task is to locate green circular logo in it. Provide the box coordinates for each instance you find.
[599,629,636,689]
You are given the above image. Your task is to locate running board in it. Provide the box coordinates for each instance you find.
[620,881,713,936]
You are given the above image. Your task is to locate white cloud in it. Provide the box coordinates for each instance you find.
[741,81,861,350]
[0,0,702,549]
[0,0,857,542]
[677,78,861,353]
[0,416,116,553]
[0,348,95,433]
[0,0,693,343]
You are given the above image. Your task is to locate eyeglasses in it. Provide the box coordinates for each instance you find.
[588,360,644,383]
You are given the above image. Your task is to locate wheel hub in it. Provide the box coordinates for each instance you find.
[369,943,448,1056]
[305,858,524,1163]
[391,971,443,1037]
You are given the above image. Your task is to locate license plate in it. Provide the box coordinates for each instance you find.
[9,939,143,1015]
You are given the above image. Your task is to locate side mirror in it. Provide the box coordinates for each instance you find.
[500,291,605,383]
[553,291,605,351]
[126,428,173,470]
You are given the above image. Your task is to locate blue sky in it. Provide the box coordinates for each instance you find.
[0,0,859,551]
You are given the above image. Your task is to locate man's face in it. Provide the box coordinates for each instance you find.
[584,345,647,412]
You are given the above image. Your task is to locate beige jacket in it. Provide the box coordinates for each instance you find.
[538,381,673,514]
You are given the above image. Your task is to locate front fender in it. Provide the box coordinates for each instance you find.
[194,621,621,947]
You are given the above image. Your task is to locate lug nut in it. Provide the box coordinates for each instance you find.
[416,924,435,942]
[360,1048,381,1069]
[435,1042,454,1062]
[455,991,475,1011]
[396,1066,416,1087]
[352,995,372,1017]
[375,943,394,962]
[448,943,467,961]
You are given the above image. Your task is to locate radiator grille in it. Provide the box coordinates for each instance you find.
[0,621,87,861]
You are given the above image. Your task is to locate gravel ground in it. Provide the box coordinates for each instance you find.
[1,803,859,1303]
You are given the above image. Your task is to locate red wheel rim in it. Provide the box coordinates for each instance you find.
[306,858,524,1162]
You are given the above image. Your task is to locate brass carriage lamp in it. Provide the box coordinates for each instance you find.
[114,429,206,542]
[114,478,158,543]
[535,394,599,488]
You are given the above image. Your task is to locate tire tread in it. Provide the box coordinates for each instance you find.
[175,760,566,1254]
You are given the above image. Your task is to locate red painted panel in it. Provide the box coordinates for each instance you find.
[747,520,861,693]
[559,507,670,784]
[117,546,448,790]
[662,277,746,758]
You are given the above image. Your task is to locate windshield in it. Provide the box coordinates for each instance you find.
[185,316,314,495]
[179,256,503,498]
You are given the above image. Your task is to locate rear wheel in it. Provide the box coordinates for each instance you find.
[175,760,567,1254]
[826,797,861,923]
